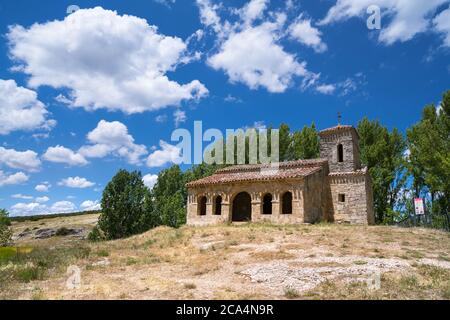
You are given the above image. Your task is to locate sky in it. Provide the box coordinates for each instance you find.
[0,0,449,216]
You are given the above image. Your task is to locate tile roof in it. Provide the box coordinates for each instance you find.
[186,159,328,187]
[319,125,356,137]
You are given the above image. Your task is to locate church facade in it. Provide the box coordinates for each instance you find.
[186,125,375,225]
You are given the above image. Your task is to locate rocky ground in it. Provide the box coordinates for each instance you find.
[2,216,450,300]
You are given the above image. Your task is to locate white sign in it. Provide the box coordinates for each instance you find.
[414,198,425,215]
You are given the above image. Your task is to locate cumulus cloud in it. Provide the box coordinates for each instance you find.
[0,171,29,187]
[79,120,147,165]
[147,141,182,167]
[143,174,158,189]
[43,145,88,166]
[198,0,319,93]
[315,84,336,95]
[58,177,95,189]
[7,7,208,114]
[289,16,327,53]
[0,147,41,172]
[80,200,101,211]
[35,196,50,203]
[10,200,77,216]
[320,0,449,46]
[0,79,54,135]
[35,182,50,192]
[433,6,450,47]
[11,194,33,200]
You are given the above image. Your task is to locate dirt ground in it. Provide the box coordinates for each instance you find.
[3,216,450,300]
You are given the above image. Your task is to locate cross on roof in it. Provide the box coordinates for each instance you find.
[338,112,342,126]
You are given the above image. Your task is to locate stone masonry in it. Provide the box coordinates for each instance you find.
[186,125,375,225]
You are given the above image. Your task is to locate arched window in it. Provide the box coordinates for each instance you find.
[214,196,222,215]
[262,194,273,215]
[282,192,292,215]
[337,144,344,163]
[198,196,207,216]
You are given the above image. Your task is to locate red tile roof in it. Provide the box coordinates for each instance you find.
[319,125,356,137]
[186,159,328,187]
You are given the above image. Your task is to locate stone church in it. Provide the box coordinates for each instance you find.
[186,125,375,225]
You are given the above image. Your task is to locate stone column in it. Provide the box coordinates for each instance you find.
[222,193,232,223]
[206,194,213,216]
[272,191,281,217]
[251,192,262,221]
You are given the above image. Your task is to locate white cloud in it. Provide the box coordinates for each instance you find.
[0,147,41,172]
[58,177,95,189]
[10,200,77,216]
[80,200,101,211]
[7,7,208,114]
[35,196,50,203]
[147,141,182,167]
[0,171,29,187]
[289,16,327,53]
[50,201,77,213]
[12,194,33,200]
[173,110,187,127]
[43,145,88,166]
[320,0,449,46]
[143,174,158,189]
[10,202,47,216]
[315,84,336,95]
[0,79,54,135]
[35,182,50,192]
[199,0,317,93]
[433,6,450,47]
[79,120,147,165]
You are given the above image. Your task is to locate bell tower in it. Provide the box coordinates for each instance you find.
[319,124,361,173]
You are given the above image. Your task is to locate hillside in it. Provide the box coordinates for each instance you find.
[1,215,450,300]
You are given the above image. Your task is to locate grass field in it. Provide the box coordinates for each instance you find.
[1,214,450,300]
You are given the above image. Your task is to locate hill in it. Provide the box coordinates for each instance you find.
[1,215,449,300]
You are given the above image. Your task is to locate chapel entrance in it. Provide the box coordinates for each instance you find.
[232,192,252,222]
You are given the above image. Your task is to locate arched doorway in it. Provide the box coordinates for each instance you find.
[214,196,222,215]
[198,196,207,216]
[232,192,252,222]
[282,192,293,214]
[262,193,272,215]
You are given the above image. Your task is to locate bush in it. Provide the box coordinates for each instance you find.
[0,209,12,247]
[88,226,104,242]
[98,169,150,240]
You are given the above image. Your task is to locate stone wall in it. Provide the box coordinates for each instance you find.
[320,128,361,173]
[187,179,310,226]
[328,172,375,225]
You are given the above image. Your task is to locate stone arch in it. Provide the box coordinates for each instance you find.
[281,191,293,215]
[198,195,207,216]
[262,193,273,215]
[232,192,252,222]
[214,195,222,216]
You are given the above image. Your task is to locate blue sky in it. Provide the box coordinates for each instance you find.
[0,0,449,216]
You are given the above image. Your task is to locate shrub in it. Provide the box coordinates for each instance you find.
[0,209,12,247]
[55,227,71,236]
[88,226,104,242]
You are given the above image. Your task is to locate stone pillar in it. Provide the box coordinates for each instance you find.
[222,193,232,223]
[272,192,281,217]
[206,194,213,216]
[292,188,304,221]
[251,192,262,221]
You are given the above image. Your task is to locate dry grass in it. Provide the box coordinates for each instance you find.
[2,217,450,300]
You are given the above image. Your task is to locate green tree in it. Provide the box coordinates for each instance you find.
[279,123,292,161]
[357,118,407,223]
[151,165,187,228]
[407,90,450,217]
[98,170,150,240]
[0,209,12,247]
[289,123,320,160]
